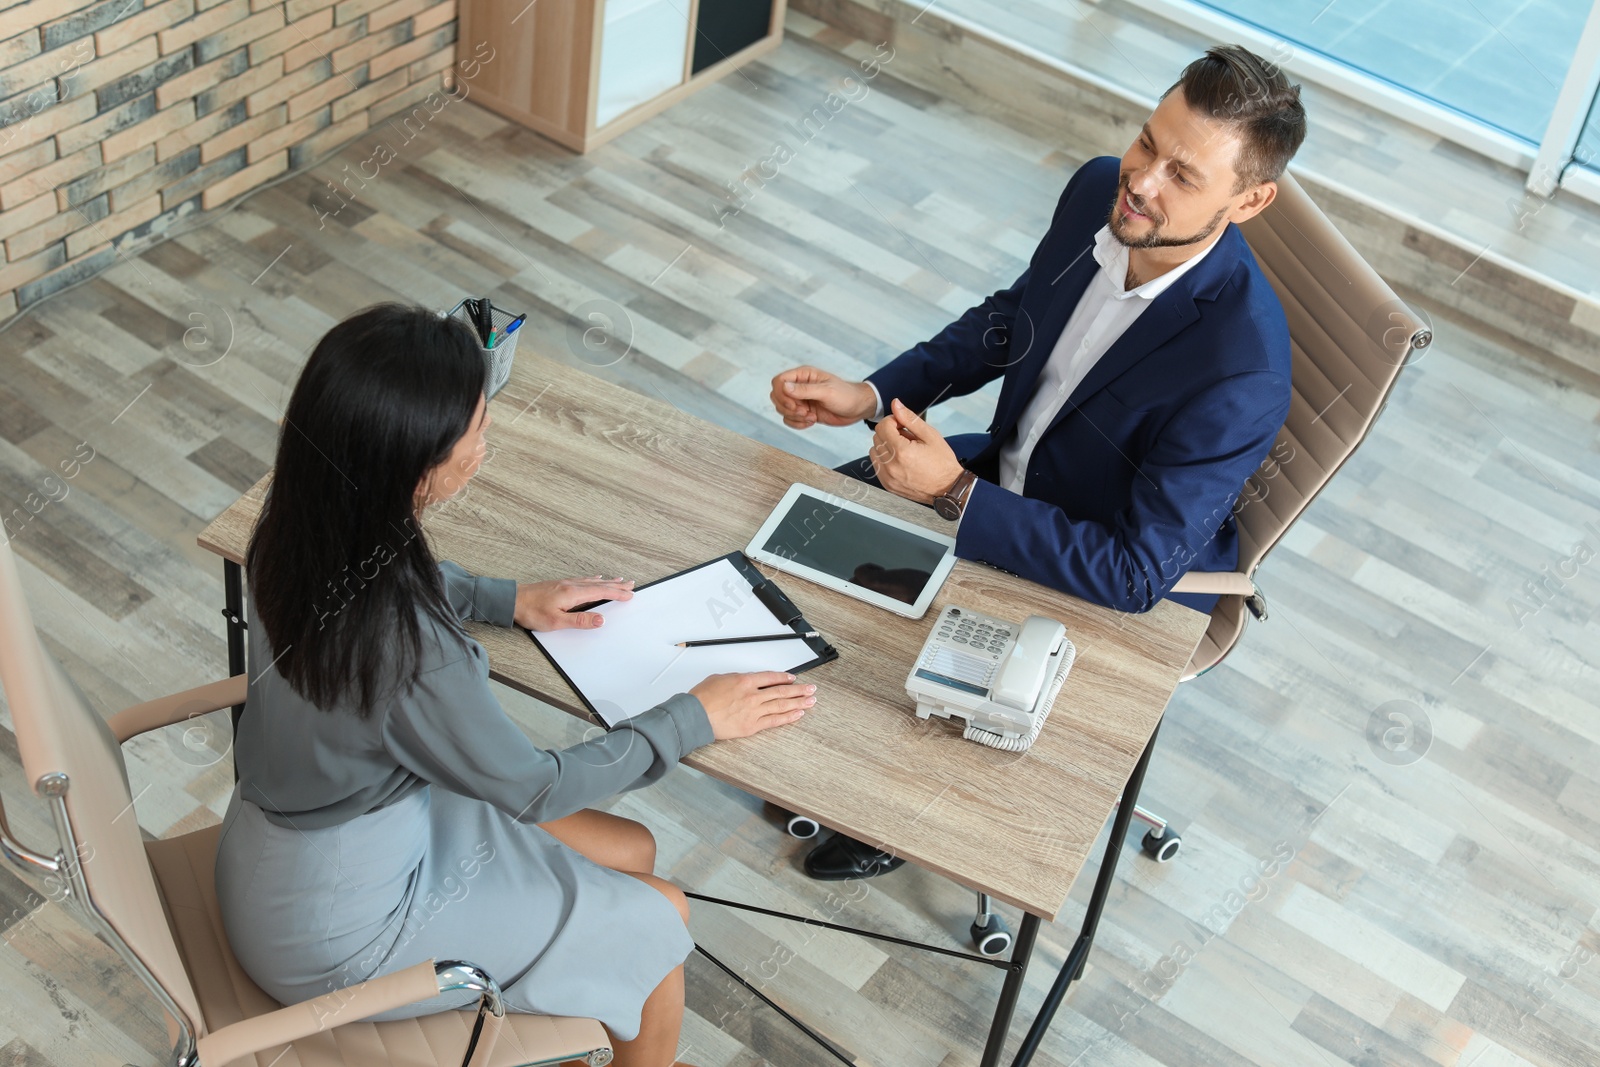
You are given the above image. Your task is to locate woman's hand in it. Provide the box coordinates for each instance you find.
[515,575,635,631]
[690,672,816,740]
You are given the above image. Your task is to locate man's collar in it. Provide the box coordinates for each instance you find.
[1091,222,1229,301]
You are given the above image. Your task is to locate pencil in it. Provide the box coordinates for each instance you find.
[677,631,819,648]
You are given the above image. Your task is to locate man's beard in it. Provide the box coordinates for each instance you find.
[1108,182,1229,249]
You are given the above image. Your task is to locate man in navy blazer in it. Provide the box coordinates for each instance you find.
[772,45,1306,880]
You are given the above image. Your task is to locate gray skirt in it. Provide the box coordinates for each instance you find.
[214,783,692,1041]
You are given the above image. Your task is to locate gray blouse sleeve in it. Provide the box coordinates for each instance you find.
[438,560,517,625]
[379,638,715,824]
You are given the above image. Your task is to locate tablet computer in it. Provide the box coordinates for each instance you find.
[745,483,957,619]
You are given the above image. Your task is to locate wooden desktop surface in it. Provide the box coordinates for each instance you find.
[198,354,1208,919]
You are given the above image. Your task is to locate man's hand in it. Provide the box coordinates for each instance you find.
[515,575,635,631]
[871,398,965,505]
[771,366,878,428]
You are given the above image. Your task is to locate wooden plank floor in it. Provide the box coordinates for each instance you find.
[1,13,1598,1067]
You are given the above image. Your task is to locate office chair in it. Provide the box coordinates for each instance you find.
[783,169,1430,960]
[0,539,614,1067]
[1001,170,1431,1065]
[1134,167,1430,856]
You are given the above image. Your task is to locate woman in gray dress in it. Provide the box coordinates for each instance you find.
[214,304,816,1067]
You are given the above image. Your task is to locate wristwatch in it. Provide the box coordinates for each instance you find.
[934,468,978,521]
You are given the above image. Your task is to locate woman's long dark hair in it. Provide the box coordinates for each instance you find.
[247,303,487,716]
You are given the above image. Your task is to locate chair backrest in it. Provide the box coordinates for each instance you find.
[0,539,205,1040]
[1190,171,1428,675]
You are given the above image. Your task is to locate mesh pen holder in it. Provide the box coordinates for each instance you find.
[445,299,523,399]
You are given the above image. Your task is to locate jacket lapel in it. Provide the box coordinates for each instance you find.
[1049,223,1247,430]
[988,234,1101,440]
[971,220,1249,471]
[1058,288,1199,414]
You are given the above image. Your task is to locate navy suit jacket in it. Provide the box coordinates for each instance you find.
[866,156,1292,614]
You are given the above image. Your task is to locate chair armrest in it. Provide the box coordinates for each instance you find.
[1171,571,1256,597]
[435,962,507,1067]
[195,960,443,1066]
[108,674,246,744]
[195,960,512,1067]
[1171,572,1254,598]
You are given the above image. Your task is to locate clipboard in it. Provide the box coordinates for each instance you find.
[527,552,838,729]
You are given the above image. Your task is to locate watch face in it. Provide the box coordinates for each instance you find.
[935,496,960,520]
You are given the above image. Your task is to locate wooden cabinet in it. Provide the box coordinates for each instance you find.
[456,0,785,153]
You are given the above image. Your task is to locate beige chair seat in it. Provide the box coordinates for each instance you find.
[146,824,607,1067]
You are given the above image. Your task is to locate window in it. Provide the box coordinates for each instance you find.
[1195,0,1592,144]
[1577,81,1600,171]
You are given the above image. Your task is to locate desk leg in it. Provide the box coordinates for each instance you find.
[223,560,246,738]
[1009,720,1163,1067]
[979,911,1039,1067]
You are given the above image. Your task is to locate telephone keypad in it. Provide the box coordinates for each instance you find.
[945,610,1008,657]
[920,605,1021,689]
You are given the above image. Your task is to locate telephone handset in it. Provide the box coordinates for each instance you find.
[905,607,1075,748]
[993,615,1065,710]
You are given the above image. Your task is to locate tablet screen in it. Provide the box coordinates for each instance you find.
[757,492,950,605]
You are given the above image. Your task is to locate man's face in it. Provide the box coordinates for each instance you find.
[1111,89,1254,250]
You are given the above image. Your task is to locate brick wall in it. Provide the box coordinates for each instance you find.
[0,0,462,318]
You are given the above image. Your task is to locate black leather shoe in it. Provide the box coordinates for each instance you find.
[803,834,906,880]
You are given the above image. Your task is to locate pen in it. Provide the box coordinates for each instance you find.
[472,298,492,343]
[504,314,526,335]
[677,631,819,648]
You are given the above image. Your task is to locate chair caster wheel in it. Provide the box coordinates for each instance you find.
[971,913,1013,957]
[769,804,820,839]
[786,814,821,839]
[1141,829,1181,863]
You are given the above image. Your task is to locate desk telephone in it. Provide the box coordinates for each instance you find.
[905,607,1076,751]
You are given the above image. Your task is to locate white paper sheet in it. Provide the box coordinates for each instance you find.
[531,558,818,726]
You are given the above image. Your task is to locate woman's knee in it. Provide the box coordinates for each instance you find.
[545,809,657,873]
[593,810,656,872]
[623,818,658,872]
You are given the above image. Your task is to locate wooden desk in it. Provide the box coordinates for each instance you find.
[198,353,1208,1065]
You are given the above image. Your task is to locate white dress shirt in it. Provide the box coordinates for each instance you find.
[865,222,1223,519]
[995,224,1220,492]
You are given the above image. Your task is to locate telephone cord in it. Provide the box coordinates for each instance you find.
[962,638,1077,753]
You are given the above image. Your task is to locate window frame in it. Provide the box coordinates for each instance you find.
[1529,0,1600,195]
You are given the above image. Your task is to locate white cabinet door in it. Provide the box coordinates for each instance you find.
[596,0,691,128]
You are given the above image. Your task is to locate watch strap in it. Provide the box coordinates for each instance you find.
[952,469,978,513]
[937,468,978,519]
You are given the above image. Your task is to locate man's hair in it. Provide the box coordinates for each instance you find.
[1163,45,1306,190]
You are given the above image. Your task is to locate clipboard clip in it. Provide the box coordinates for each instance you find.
[750,578,836,656]
[751,578,802,626]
